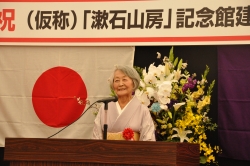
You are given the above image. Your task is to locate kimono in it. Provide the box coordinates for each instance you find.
[92,96,156,141]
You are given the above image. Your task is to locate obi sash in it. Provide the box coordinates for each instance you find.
[107,132,140,141]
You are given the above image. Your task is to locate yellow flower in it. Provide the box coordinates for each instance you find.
[202,133,207,140]
[170,94,178,100]
[204,145,213,156]
[174,84,179,89]
[186,100,193,106]
[180,79,186,85]
[167,123,172,128]
[197,95,211,113]
[214,146,221,153]
[200,142,207,148]
[161,125,167,129]
[188,137,194,143]
[203,95,211,105]
[197,101,203,113]
[161,131,166,135]
[198,86,205,94]
[191,92,198,99]
[207,155,215,162]
[191,86,204,99]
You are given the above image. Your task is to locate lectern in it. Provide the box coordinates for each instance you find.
[4,138,199,166]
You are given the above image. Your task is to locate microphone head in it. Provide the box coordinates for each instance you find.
[97,96,118,103]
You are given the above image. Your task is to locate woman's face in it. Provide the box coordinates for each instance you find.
[113,70,134,98]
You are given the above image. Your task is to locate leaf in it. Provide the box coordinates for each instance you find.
[169,46,174,63]
[207,80,215,96]
[200,156,207,164]
[167,111,172,119]
[156,119,166,124]
[202,65,210,79]
[173,57,178,68]
[109,88,116,97]
[134,66,144,78]
[177,59,183,70]
[163,117,169,122]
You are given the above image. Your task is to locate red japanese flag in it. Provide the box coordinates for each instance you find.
[0,46,134,146]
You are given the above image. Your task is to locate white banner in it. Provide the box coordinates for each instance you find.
[0,0,249,45]
[0,46,134,146]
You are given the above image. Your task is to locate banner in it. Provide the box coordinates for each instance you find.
[0,0,250,45]
[0,46,134,147]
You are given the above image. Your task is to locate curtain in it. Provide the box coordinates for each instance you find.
[218,45,250,160]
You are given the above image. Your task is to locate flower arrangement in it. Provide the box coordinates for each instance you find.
[134,47,221,165]
[122,128,134,141]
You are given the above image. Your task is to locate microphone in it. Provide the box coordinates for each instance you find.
[96,96,118,140]
[97,96,118,103]
[47,96,118,139]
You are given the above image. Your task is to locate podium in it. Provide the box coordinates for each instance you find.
[4,138,199,166]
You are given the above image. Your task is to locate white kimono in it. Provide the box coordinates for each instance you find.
[92,96,156,141]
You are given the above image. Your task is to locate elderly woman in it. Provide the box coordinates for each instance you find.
[92,65,155,141]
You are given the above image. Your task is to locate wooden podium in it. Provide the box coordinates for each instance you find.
[4,138,199,166]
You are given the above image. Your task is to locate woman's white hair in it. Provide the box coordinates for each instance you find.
[109,65,140,92]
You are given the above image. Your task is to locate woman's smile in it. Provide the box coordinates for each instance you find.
[113,70,134,98]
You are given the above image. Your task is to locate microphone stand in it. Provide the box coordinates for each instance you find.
[103,101,108,140]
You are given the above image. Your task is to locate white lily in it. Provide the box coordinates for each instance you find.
[142,68,147,77]
[156,64,166,77]
[148,64,162,78]
[156,52,161,59]
[140,80,145,88]
[157,94,171,105]
[171,128,192,142]
[173,69,182,81]
[146,87,155,99]
[158,81,172,92]
[144,73,157,84]
[160,104,168,111]
[165,63,170,76]
[135,89,150,106]
[182,63,188,69]
[157,81,172,104]
[173,102,186,111]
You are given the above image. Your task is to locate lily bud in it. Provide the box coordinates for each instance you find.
[165,63,170,76]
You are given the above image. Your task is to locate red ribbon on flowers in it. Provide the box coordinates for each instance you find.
[122,128,134,141]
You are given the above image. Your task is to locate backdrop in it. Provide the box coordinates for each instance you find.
[0,46,134,147]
